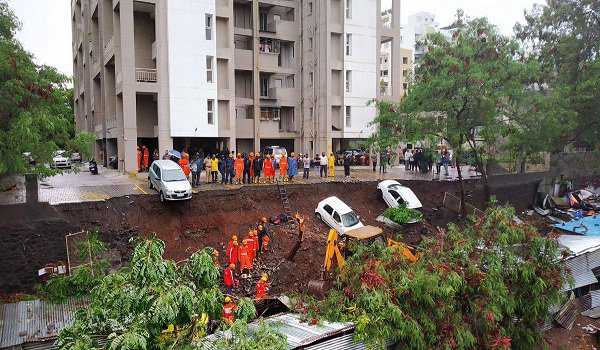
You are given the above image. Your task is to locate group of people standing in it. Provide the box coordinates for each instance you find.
[171,151,353,187]
[402,148,452,176]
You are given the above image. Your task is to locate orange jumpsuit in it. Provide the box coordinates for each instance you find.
[239,244,252,270]
[234,157,244,181]
[262,236,270,252]
[279,157,288,177]
[179,157,191,177]
[256,280,269,299]
[226,241,239,266]
[222,302,237,324]
[143,147,150,170]
[247,235,257,261]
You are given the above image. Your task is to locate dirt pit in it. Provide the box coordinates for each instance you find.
[0,178,540,297]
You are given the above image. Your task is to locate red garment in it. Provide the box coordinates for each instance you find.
[247,236,257,261]
[222,302,237,323]
[239,245,252,270]
[262,236,270,251]
[142,148,149,168]
[224,266,235,287]
[226,243,239,266]
[256,280,269,299]
[179,158,191,176]
[264,158,274,177]
[137,149,142,170]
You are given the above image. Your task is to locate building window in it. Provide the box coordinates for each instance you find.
[207,99,214,124]
[402,69,408,78]
[345,106,351,127]
[206,56,214,83]
[403,56,408,64]
[346,0,352,19]
[309,72,313,86]
[205,14,213,40]
[308,37,313,50]
[345,70,352,93]
[308,2,313,15]
[345,33,352,56]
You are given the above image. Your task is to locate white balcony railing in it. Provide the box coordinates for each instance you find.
[135,68,157,83]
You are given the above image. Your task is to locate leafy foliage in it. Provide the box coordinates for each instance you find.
[516,0,600,149]
[296,206,566,349]
[0,1,92,177]
[57,237,284,350]
[209,320,287,350]
[383,206,423,224]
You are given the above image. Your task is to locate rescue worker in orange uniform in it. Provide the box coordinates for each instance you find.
[179,153,191,180]
[246,230,258,262]
[279,154,288,181]
[226,235,239,266]
[255,274,269,299]
[239,239,252,277]
[222,296,237,325]
[137,146,142,172]
[234,153,244,184]
[142,146,150,172]
[223,263,237,294]
[263,155,275,183]
[262,235,270,253]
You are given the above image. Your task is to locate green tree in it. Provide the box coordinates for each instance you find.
[57,238,284,350]
[0,1,90,177]
[297,206,566,349]
[371,12,554,206]
[515,0,600,150]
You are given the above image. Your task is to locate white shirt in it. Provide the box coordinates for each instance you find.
[404,151,413,161]
[303,157,311,168]
[320,156,328,166]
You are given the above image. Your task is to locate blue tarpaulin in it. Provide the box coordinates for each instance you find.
[554,215,600,236]
[168,150,181,159]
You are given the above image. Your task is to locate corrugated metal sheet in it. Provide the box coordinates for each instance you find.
[202,313,361,350]
[0,298,88,349]
[563,254,599,291]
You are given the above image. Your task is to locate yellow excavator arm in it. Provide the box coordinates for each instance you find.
[387,238,420,263]
[324,228,345,272]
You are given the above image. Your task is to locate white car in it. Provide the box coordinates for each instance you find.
[148,160,192,202]
[51,150,71,168]
[315,196,364,235]
[377,180,422,209]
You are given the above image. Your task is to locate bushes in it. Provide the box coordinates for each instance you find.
[383,205,423,224]
[296,206,566,349]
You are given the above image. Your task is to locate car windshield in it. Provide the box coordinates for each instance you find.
[162,169,187,182]
[274,148,286,156]
[54,151,66,157]
[341,211,360,227]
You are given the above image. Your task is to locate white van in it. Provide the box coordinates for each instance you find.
[148,160,192,202]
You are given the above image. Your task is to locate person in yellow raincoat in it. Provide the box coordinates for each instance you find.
[328,153,336,177]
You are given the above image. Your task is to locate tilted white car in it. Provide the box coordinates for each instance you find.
[148,160,192,202]
[315,196,364,235]
[377,180,423,209]
[51,150,71,169]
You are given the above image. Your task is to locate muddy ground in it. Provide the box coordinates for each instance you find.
[0,178,540,296]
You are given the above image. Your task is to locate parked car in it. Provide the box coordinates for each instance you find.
[377,180,422,209]
[315,196,364,235]
[148,160,192,202]
[70,152,82,163]
[51,150,71,168]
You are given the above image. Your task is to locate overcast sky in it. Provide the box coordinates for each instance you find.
[9,0,545,77]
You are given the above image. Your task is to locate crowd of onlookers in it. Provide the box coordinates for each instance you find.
[158,150,356,188]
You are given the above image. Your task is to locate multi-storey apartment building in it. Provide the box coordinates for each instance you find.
[72,0,405,173]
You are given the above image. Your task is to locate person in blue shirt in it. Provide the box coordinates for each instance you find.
[225,154,234,184]
[287,152,298,182]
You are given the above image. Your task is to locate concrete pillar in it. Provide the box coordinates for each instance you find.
[156,0,173,155]
[252,0,261,153]
[119,0,139,173]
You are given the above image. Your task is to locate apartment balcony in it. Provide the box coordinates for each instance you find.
[135,68,157,83]
[263,19,296,40]
[270,87,296,105]
[259,51,279,71]
[235,49,252,70]
[103,36,114,64]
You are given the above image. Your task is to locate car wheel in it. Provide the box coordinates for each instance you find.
[159,191,165,203]
[315,212,322,222]
[148,178,153,190]
[378,189,383,199]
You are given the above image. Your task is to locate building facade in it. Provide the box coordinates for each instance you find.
[71,0,406,173]
[402,11,438,63]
